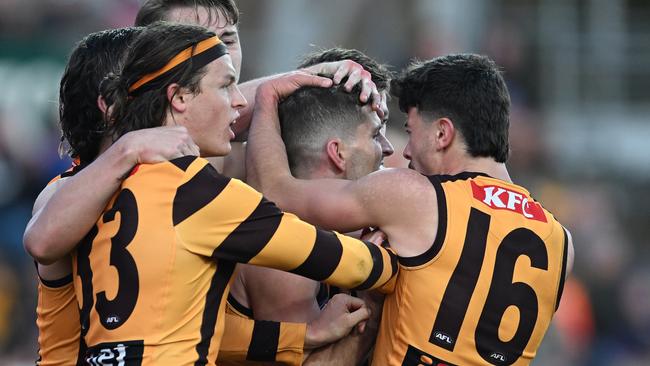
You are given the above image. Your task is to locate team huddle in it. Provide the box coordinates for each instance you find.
[23,1,574,365]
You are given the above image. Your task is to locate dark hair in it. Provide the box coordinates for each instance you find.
[298,47,393,92]
[279,85,369,175]
[102,22,215,140]
[59,27,143,163]
[135,0,239,27]
[391,54,510,162]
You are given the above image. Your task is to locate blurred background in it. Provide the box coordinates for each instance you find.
[0,0,649,364]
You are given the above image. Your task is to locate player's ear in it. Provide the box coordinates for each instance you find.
[167,83,188,113]
[434,117,456,151]
[97,95,109,114]
[326,138,346,172]
[97,95,116,126]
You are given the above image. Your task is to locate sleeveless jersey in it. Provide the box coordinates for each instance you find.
[373,173,569,366]
[218,301,307,365]
[35,165,313,366]
[72,156,396,365]
[36,272,85,366]
[36,167,85,366]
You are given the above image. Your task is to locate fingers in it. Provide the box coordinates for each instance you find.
[263,73,332,101]
[362,230,388,246]
[356,73,376,103]
[179,141,200,157]
[332,61,353,85]
[335,293,366,312]
[343,294,370,334]
[371,93,384,119]
[169,126,197,157]
[188,141,200,156]
[356,320,367,334]
[361,228,388,245]
[301,63,332,77]
[343,68,363,91]
[332,61,379,106]
[347,303,371,328]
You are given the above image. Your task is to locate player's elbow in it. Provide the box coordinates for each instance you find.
[23,227,59,265]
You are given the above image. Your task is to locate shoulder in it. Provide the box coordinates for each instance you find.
[357,168,433,199]
[33,177,68,215]
[357,168,439,248]
[131,156,226,184]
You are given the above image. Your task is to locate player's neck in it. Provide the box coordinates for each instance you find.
[299,168,343,180]
[457,157,512,183]
[295,161,345,180]
[98,137,113,156]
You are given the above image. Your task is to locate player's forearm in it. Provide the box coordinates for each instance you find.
[303,332,369,366]
[24,141,136,264]
[233,74,284,141]
[245,95,296,202]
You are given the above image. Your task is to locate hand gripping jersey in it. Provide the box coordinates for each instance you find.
[72,156,396,365]
[373,173,569,366]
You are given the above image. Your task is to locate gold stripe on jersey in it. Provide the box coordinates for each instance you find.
[373,172,568,366]
[175,158,395,290]
[37,170,84,366]
[36,274,83,366]
[219,303,306,366]
[73,156,396,365]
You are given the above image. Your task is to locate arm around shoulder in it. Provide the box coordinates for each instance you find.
[24,126,197,264]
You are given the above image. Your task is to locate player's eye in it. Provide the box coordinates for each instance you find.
[221,37,237,46]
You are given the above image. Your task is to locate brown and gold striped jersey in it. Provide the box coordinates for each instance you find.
[373,173,569,366]
[36,271,85,366]
[72,156,396,365]
[36,168,85,366]
[218,301,307,365]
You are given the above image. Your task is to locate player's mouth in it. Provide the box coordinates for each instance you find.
[228,114,240,140]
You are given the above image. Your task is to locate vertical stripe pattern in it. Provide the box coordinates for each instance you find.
[194,261,236,366]
[246,320,281,362]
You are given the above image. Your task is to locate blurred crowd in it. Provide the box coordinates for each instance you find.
[0,0,648,365]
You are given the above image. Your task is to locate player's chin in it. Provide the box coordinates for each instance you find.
[219,141,232,156]
[205,141,232,158]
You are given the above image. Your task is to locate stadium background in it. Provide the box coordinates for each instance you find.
[0,0,648,364]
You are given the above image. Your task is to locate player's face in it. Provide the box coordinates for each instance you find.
[403,107,438,174]
[178,56,247,157]
[345,102,394,180]
[167,6,242,81]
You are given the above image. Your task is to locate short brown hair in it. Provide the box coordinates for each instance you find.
[135,0,239,27]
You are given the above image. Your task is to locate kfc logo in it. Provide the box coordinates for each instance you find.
[471,181,547,222]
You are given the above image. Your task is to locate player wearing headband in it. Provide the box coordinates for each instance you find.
[30,27,191,366]
[31,23,396,365]
[29,26,375,365]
